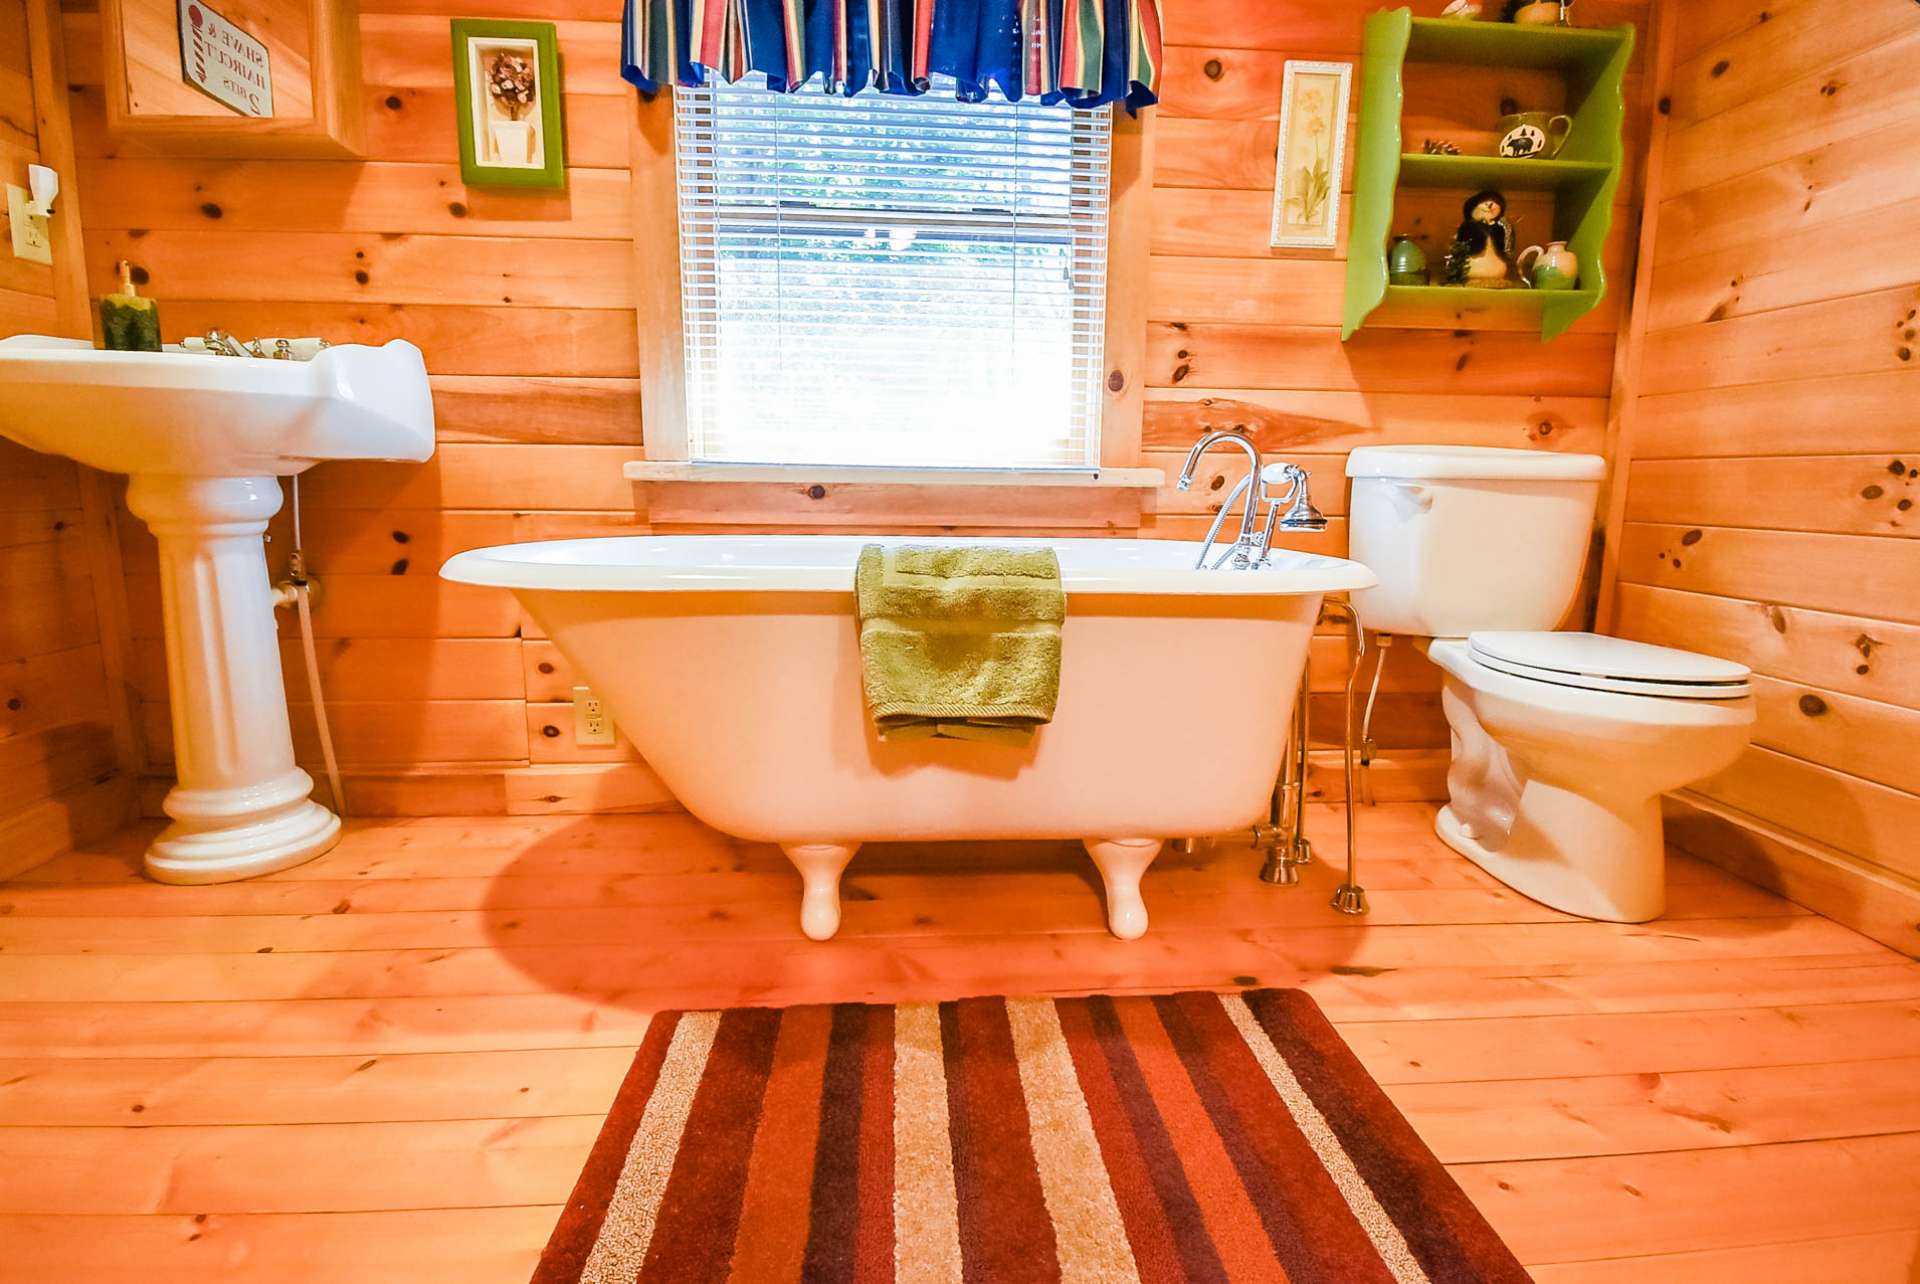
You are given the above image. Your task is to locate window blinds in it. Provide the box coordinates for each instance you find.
[674,75,1113,469]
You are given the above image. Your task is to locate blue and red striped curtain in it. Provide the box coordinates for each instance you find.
[622,0,1164,112]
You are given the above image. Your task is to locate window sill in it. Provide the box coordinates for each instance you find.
[623,461,1165,489]
[624,461,1163,530]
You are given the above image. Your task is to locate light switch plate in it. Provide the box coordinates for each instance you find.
[6,185,52,265]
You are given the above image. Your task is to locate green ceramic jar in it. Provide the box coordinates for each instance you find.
[1388,236,1428,286]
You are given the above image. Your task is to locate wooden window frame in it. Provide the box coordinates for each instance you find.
[627,89,1155,474]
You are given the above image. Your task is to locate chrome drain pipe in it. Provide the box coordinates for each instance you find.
[1328,599,1369,915]
[1257,661,1314,884]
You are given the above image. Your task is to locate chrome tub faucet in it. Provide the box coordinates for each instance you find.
[1177,431,1265,569]
[1176,434,1329,570]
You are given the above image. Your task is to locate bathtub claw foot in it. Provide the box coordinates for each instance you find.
[1083,838,1163,941]
[783,842,860,941]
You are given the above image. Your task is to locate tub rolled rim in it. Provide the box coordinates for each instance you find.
[440,535,1378,597]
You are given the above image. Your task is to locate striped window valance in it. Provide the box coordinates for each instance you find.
[622,0,1164,112]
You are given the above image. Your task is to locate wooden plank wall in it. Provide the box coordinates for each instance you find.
[1604,0,1920,956]
[0,0,134,877]
[56,0,1650,818]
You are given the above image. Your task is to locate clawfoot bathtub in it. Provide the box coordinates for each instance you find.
[442,536,1374,940]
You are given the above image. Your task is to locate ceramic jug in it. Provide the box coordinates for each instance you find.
[1519,240,1580,290]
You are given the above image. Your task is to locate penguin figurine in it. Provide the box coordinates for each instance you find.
[1444,189,1517,286]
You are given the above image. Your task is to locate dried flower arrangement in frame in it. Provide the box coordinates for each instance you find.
[1269,60,1352,249]
[451,19,565,189]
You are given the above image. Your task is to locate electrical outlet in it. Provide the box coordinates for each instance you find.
[6,185,52,266]
[572,684,616,747]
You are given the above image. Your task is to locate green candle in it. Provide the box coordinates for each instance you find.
[98,260,161,352]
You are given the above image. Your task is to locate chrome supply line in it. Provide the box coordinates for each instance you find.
[1357,630,1392,806]
[1257,661,1315,884]
[1168,430,1362,908]
[1254,596,1369,914]
[1327,598,1369,916]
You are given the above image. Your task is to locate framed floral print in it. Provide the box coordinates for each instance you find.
[1269,60,1351,249]
[451,19,566,190]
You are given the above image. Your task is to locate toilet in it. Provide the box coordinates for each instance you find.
[1344,445,1755,922]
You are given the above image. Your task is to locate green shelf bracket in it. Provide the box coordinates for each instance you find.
[1340,8,1635,343]
[1342,9,1411,342]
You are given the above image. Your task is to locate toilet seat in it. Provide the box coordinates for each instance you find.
[1464,631,1751,700]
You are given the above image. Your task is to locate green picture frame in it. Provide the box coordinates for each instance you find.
[450,18,566,190]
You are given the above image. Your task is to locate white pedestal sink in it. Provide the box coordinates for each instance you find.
[0,335,434,882]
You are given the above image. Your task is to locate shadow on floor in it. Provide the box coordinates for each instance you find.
[476,813,1365,1013]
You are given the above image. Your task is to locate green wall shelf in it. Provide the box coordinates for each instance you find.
[1341,9,1635,342]
[1397,153,1612,191]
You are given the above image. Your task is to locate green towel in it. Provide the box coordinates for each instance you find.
[854,544,1065,746]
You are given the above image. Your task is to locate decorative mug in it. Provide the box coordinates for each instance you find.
[1512,1,1567,24]
[1519,240,1580,290]
[1498,111,1573,159]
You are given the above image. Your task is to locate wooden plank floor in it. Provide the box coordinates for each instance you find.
[3,802,1919,1282]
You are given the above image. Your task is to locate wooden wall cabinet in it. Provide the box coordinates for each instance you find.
[99,0,362,156]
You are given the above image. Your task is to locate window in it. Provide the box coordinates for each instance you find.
[672,76,1113,470]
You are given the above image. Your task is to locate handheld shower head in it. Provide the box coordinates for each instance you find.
[1279,489,1329,532]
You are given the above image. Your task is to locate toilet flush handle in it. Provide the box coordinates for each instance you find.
[1387,480,1434,515]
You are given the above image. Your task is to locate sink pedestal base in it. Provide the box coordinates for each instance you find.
[126,474,341,884]
[145,793,341,884]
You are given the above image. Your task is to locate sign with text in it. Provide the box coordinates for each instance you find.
[177,0,273,118]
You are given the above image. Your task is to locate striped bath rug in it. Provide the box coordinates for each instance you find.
[534,990,1527,1283]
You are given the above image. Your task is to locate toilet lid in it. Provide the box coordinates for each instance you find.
[1466,632,1752,699]
[1344,445,1606,481]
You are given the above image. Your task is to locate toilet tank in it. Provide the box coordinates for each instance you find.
[1345,446,1606,638]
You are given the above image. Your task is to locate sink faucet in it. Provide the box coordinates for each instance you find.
[203,329,256,358]
[193,331,330,360]
[1177,434,1330,570]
